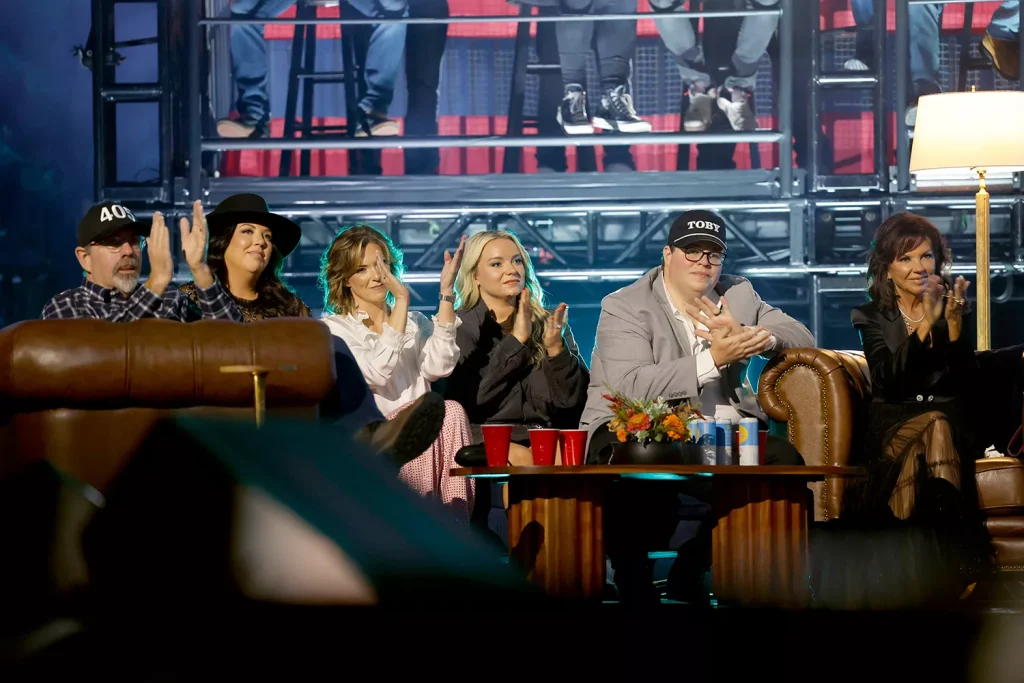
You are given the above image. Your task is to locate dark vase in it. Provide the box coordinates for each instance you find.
[612,440,684,465]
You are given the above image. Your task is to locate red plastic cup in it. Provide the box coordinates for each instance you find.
[559,429,587,466]
[758,430,769,465]
[529,428,560,466]
[481,424,514,467]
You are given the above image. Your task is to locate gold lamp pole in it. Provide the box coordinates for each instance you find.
[221,365,274,427]
[975,168,990,351]
[220,365,296,428]
[908,89,1024,353]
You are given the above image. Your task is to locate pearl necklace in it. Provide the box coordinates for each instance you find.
[897,304,924,332]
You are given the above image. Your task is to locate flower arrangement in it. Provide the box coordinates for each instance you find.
[603,389,705,446]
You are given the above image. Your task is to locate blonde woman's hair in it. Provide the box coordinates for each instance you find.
[455,230,550,367]
[319,225,405,316]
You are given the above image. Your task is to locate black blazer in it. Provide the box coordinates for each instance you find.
[443,300,590,431]
[852,300,1024,466]
[851,300,975,404]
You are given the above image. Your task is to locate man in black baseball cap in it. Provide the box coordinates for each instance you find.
[580,208,813,604]
[42,200,242,323]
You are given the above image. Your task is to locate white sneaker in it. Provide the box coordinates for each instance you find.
[843,58,870,72]
[683,90,715,132]
[717,90,757,132]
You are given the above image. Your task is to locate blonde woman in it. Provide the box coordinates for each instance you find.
[319,225,474,520]
[446,230,589,467]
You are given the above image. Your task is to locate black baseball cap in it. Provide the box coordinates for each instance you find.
[78,201,151,247]
[667,210,727,252]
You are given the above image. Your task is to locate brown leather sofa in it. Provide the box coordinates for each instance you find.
[759,347,1024,572]
[0,317,338,494]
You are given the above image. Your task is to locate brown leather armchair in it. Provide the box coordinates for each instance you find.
[0,317,338,494]
[759,347,1024,572]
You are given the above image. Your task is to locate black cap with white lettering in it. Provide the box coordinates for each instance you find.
[667,209,727,252]
[78,201,152,247]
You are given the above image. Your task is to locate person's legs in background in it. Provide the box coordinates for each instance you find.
[983,1,1020,80]
[535,6,570,172]
[404,0,450,174]
[846,0,875,71]
[554,0,598,135]
[344,0,408,137]
[695,3,741,169]
[906,4,943,127]
[219,0,298,138]
[717,0,776,132]
[651,0,715,133]
[591,0,650,135]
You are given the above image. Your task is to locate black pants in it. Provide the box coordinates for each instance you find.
[550,0,636,170]
[555,0,636,90]
[589,419,806,603]
[404,0,449,175]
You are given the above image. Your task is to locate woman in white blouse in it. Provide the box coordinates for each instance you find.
[319,225,473,520]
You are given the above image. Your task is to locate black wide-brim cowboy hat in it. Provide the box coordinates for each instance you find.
[205,193,302,258]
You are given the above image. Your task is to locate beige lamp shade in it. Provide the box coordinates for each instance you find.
[910,91,1024,179]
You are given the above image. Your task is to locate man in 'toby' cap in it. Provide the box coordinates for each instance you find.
[42,200,241,322]
[580,208,814,603]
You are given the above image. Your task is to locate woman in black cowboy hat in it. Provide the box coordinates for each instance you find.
[180,193,310,322]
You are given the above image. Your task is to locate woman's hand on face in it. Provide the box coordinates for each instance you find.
[438,235,466,296]
[543,303,568,357]
[376,252,408,301]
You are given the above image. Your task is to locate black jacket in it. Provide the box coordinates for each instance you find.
[444,300,590,433]
[851,301,1024,461]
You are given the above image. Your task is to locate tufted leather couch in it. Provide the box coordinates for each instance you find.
[0,317,338,494]
[759,347,1024,572]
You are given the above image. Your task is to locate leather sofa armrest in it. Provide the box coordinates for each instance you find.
[759,348,867,521]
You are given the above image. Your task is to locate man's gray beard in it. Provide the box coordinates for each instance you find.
[112,271,140,295]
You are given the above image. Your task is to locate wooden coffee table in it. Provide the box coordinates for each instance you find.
[453,465,864,606]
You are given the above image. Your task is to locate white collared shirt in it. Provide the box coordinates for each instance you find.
[322,310,461,417]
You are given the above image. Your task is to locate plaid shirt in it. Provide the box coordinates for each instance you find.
[41,279,243,322]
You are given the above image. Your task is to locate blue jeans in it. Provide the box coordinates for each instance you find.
[228,0,407,124]
[989,1,1020,41]
[852,0,1019,97]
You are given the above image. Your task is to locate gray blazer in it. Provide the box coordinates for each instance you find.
[579,267,815,445]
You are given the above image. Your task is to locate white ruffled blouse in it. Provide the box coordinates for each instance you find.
[322,310,461,416]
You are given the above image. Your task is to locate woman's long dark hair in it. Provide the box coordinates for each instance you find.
[866,212,951,311]
[206,223,305,316]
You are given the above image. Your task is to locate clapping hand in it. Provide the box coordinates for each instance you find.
[512,288,533,345]
[438,235,466,296]
[543,302,568,357]
[180,200,209,271]
[684,295,740,336]
[145,211,173,294]
[920,274,946,327]
[697,325,773,368]
[944,275,970,341]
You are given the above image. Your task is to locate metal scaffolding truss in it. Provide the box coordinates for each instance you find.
[89,0,1024,342]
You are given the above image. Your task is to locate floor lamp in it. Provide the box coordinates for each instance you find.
[909,90,1024,351]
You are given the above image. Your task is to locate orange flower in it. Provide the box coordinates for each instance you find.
[661,414,688,442]
[661,414,684,432]
[626,413,651,433]
[616,429,628,443]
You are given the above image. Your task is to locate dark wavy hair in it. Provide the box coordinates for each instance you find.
[206,223,306,316]
[866,212,950,312]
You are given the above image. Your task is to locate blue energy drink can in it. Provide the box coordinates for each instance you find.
[738,417,760,466]
[715,417,734,465]
[691,419,717,466]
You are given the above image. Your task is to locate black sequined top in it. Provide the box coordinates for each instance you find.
[178,282,312,324]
